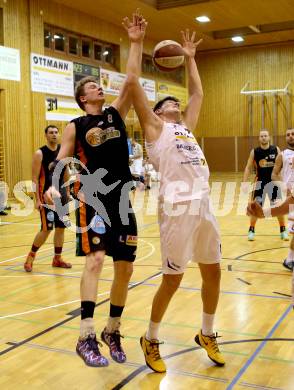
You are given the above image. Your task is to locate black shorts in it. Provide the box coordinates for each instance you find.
[75,197,137,261]
[252,181,282,207]
[39,206,70,231]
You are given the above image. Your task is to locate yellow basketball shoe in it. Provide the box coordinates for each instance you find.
[140,334,166,373]
[195,330,225,366]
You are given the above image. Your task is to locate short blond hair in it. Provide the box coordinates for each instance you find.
[74,76,99,110]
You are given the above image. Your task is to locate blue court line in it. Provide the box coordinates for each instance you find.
[1,267,291,302]
[226,304,293,390]
[141,282,290,301]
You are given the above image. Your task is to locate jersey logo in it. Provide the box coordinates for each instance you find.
[86,127,120,147]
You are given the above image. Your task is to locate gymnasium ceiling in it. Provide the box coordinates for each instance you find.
[53,0,294,51]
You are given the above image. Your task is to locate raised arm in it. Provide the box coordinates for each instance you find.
[181,30,203,131]
[112,10,147,119]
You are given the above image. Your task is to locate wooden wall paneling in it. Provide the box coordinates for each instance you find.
[203,137,235,172]
[237,136,259,172]
[197,44,294,138]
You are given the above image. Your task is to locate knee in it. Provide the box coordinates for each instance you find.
[162,274,182,294]
[86,252,104,273]
[202,265,221,285]
[115,262,133,282]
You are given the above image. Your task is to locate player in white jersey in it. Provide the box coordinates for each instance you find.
[271,128,294,271]
[127,29,224,372]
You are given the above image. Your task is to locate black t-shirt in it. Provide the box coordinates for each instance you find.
[254,145,278,182]
[39,145,60,193]
[71,106,133,200]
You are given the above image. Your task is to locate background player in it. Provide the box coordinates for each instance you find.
[243,129,288,241]
[24,125,72,272]
[271,128,294,271]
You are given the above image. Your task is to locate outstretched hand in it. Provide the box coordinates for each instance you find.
[247,201,265,218]
[181,29,202,58]
[122,9,147,43]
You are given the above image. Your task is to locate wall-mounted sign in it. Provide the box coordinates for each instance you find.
[31,53,74,96]
[100,68,156,101]
[0,46,20,81]
[157,82,188,107]
[45,96,83,121]
[73,62,100,85]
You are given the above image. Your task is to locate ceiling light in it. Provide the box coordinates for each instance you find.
[102,50,109,56]
[231,36,244,42]
[195,16,210,23]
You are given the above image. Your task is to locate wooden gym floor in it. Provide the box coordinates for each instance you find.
[0,173,293,390]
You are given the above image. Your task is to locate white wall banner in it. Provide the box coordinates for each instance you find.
[0,46,21,81]
[100,68,156,101]
[45,96,83,121]
[100,68,125,96]
[140,77,156,101]
[31,53,74,96]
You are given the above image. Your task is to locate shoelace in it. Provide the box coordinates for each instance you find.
[206,333,221,353]
[110,331,124,352]
[148,340,164,361]
[87,335,103,355]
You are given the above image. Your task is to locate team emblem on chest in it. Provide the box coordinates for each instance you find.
[86,126,120,146]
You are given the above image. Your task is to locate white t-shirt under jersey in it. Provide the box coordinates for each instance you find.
[146,122,210,203]
[282,148,294,189]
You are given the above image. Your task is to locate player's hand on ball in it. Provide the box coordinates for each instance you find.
[181,29,202,58]
[247,201,265,218]
[44,186,61,206]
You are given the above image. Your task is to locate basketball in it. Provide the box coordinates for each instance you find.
[152,40,184,72]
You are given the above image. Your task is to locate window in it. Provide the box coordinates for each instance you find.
[44,25,119,69]
[94,43,102,61]
[54,31,65,52]
[102,46,113,64]
[82,39,91,57]
[44,28,52,49]
[69,36,79,55]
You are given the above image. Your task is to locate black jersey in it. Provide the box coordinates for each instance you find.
[39,145,60,195]
[254,145,278,182]
[71,106,132,197]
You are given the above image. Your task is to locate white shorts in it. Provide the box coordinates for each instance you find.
[158,197,221,275]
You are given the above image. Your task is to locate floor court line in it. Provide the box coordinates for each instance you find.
[0,271,162,356]
[112,337,294,389]
[225,304,293,390]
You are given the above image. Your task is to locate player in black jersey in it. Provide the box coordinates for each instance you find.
[24,125,72,272]
[44,11,146,367]
[243,129,288,241]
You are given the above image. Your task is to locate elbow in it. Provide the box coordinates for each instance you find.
[125,73,139,88]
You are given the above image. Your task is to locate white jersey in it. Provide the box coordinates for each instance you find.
[146,122,210,203]
[282,149,294,188]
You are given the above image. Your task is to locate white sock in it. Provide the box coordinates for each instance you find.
[146,320,160,340]
[286,249,294,263]
[106,317,121,333]
[80,318,95,338]
[202,312,215,336]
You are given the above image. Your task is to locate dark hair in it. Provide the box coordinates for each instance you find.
[153,96,180,112]
[74,76,99,110]
[45,125,58,134]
